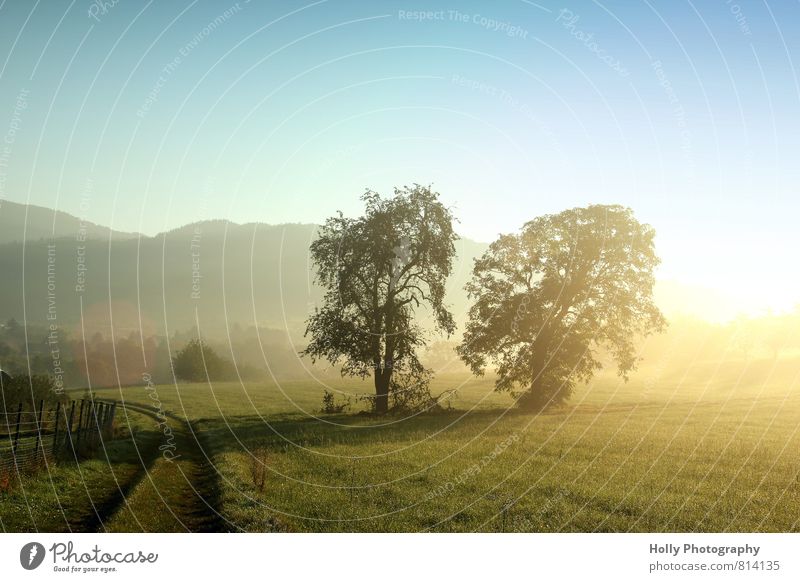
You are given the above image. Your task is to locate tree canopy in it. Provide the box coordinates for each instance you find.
[458,204,666,410]
[302,185,457,414]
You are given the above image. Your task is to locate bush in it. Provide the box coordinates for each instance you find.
[249,448,269,493]
[320,390,351,414]
[172,339,235,382]
[0,374,66,415]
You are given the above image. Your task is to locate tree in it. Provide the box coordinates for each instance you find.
[172,339,233,382]
[302,185,457,414]
[0,374,66,414]
[757,313,793,360]
[458,204,666,410]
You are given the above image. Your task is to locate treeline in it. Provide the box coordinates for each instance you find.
[1,308,796,393]
[637,311,800,364]
[0,319,311,389]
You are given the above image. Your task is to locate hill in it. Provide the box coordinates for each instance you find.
[0,199,139,244]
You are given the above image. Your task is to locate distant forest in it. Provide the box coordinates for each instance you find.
[0,311,797,390]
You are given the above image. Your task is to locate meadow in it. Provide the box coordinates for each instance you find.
[2,344,798,533]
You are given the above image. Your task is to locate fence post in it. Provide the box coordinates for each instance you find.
[85,400,92,446]
[92,400,99,445]
[12,403,22,454]
[107,402,116,436]
[76,400,85,444]
[94,401,100,443]
[65,400,76,457]
[90,401,98,445]
[99,403,108,439]
[52,401,62,455]
[34,399,44,460]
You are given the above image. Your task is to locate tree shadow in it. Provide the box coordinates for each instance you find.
[194,408,521,456]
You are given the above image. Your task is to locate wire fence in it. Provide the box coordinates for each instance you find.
[0,399,116,476]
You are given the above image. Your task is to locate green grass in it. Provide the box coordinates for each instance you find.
[3,355,799,532]
[197,394,800,532]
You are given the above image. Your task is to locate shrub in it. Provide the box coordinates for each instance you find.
[172,339,235,382]
[249,448,269,493]
[0,374,66,415]
[320,390,351,414]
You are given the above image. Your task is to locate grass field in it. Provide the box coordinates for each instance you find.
[1,352,799,533]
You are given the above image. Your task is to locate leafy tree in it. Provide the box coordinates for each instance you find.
[302,185,457,414]
[458,204,666,410]
[172,338,233,382]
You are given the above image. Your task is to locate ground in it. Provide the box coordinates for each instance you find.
[1,355,798,532]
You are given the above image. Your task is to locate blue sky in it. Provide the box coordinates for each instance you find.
[0,0,798,319]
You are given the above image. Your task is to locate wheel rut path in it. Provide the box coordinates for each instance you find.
[90,400,227,533]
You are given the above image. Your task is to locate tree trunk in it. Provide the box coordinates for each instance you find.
[519,374,546,411]
[521,329,552,411]
[374,369,391,414]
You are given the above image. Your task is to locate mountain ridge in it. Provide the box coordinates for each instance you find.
[0,200,142,243]
[0,202,488,337]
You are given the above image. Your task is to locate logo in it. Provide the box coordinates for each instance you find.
[20,542,46,570]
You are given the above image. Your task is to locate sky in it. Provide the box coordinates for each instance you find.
[0,0,798,321]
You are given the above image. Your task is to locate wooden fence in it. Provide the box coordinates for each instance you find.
[0,399,116,474]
